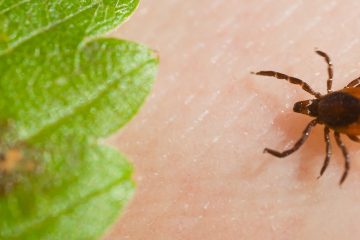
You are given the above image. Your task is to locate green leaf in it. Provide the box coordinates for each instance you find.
[1,145,134,240]
[0,0,139,52]
[0,0,157,239]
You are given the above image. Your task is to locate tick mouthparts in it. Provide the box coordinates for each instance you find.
[293,101,310,115]
[293,99,319,117]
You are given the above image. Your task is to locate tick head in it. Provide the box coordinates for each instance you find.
[293,99,319,117]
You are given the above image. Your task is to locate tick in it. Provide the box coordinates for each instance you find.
[252,50,360,185]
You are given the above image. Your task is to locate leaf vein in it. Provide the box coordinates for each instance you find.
[0,3,97,56]
[6,175,132,238]
[24,59,155,141]
[0,0,30,15]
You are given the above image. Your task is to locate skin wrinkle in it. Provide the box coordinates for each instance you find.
[271,0,303,26]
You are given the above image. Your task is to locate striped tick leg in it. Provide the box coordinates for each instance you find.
[348,135,360,142]
[318,127,331,179]
[264,119,318,158]
[252,71,321,98]
[315,50,333,92]
[346,76,360,88]
[334,132,350,185]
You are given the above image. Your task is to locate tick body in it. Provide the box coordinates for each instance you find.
[253,50,360,185]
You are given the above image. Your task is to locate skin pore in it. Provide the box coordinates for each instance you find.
[105,1,360,239]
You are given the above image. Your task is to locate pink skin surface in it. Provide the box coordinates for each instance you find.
[104,1,360,239]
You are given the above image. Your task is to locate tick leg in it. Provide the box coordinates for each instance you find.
[264,119,318,157]
[318,127,331,179]
[252,71,321,98]
[334,132,350,185]
[348,135,360,142]
[315,50,333,92]
[346,77,360,88]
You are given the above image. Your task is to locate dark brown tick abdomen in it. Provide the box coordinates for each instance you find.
[318,91,360,127]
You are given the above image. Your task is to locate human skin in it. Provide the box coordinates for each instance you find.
[104,1,360,239]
